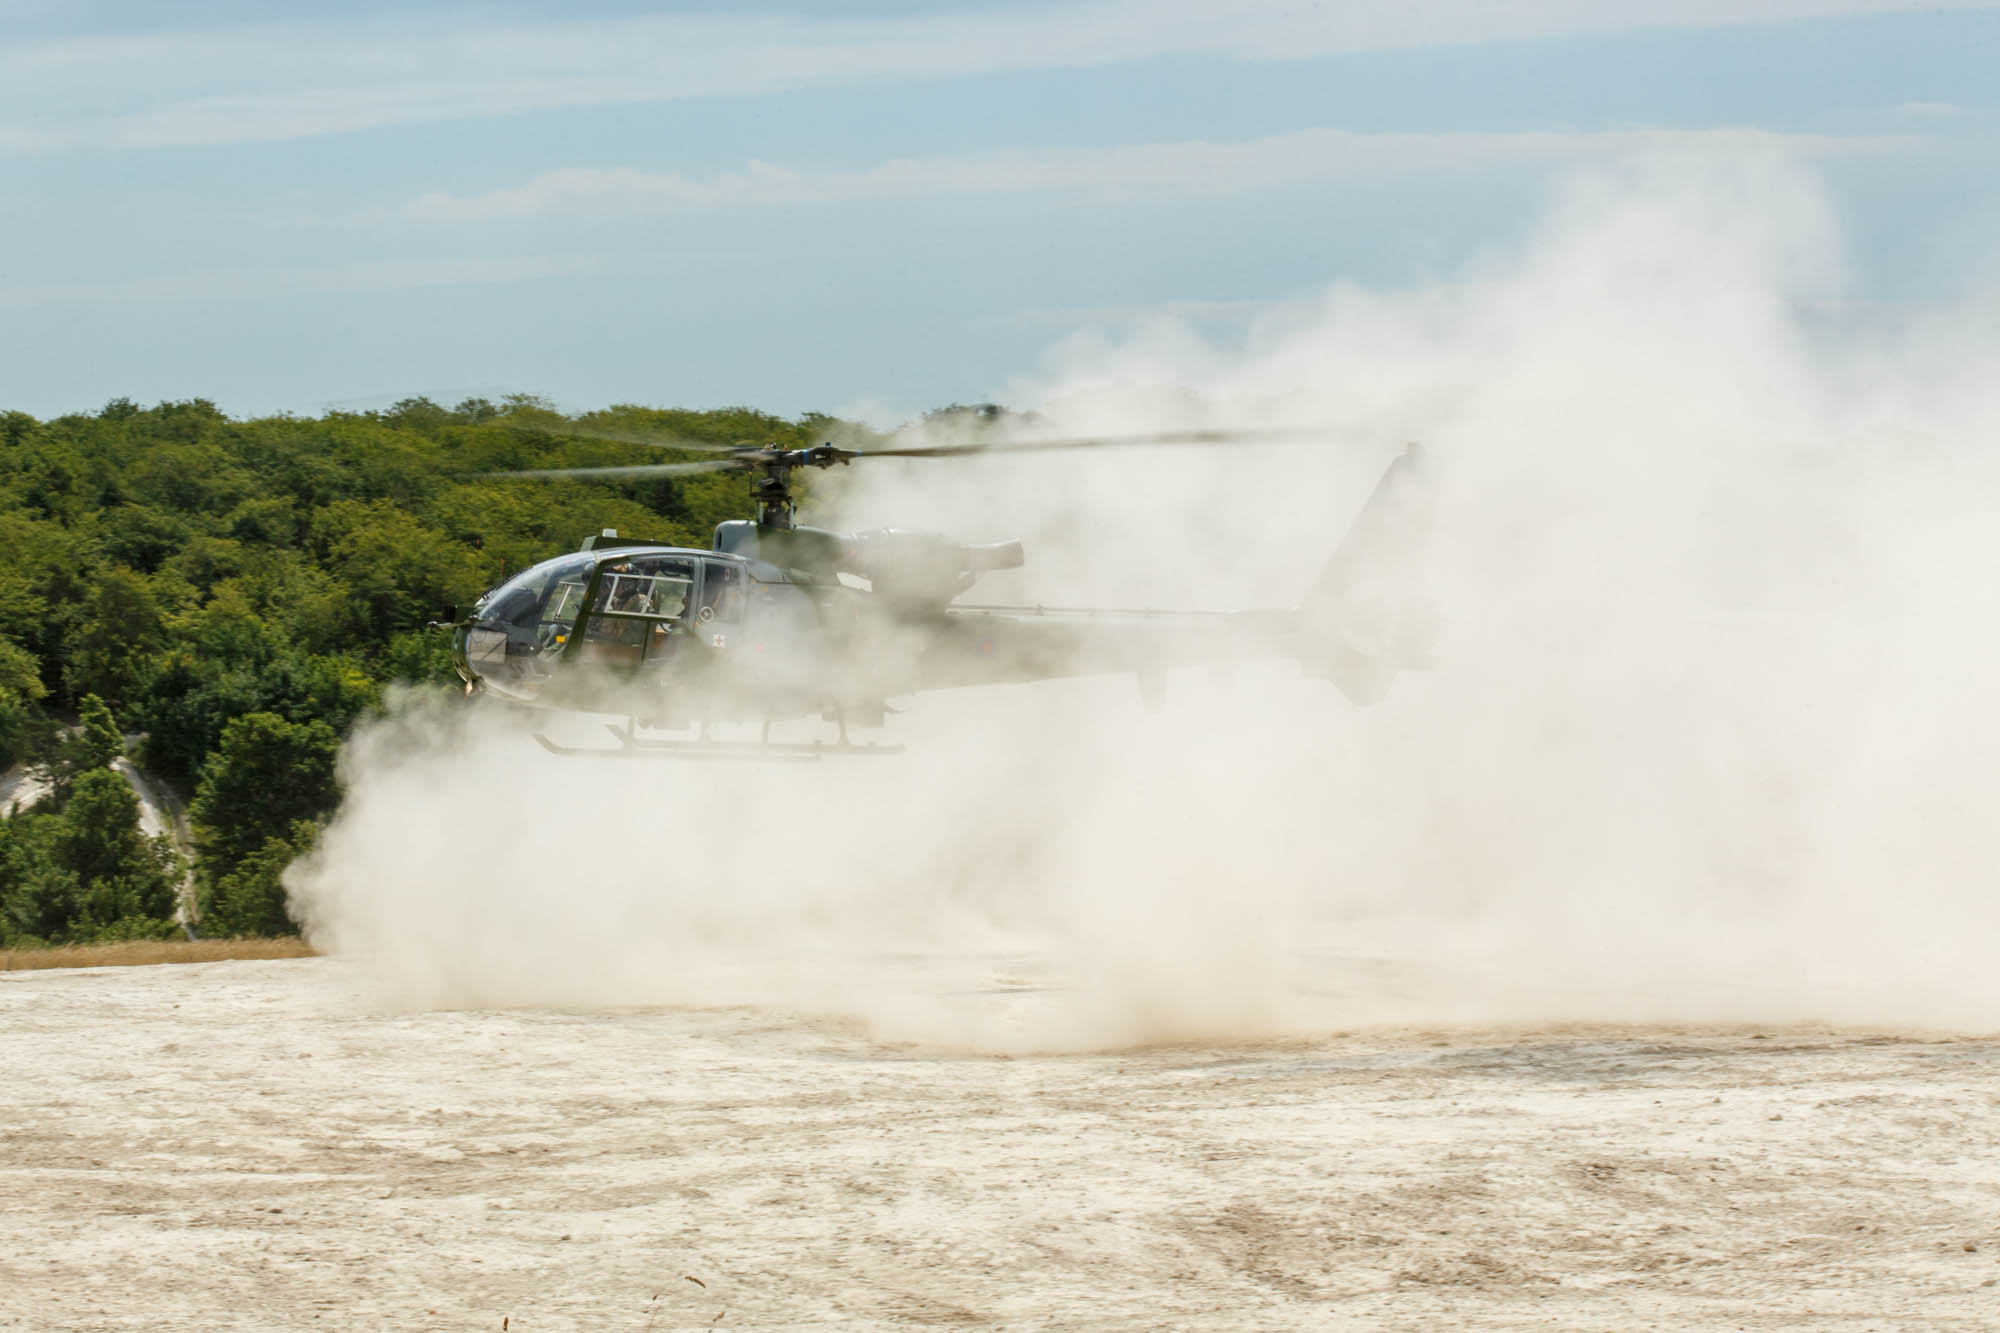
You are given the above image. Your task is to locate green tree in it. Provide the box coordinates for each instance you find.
[206,820,319,938]
[54,769,178,932]
[0,861,79,946]
[224,495,302,548]
[65,567,164,707]
[71,693,124,770]
[0,409,37,447]
[190,712,340,880]
[0,816,60,945]
[314,500,486,644]
[383,629,460,686]
[30,693,126,810]
[384,396,452,435]
[0,772,177,943]
[100,504,193,574]
[0,638,46,768]
[137,657,266,792]
[0,572,43,652]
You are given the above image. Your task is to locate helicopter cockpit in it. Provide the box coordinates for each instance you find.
[455,548,733,699]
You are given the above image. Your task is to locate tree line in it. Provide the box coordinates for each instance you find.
[0,394,844,945]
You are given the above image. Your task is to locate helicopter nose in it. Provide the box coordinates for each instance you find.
[451,623,476,688]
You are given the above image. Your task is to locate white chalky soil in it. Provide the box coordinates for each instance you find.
[4,958,1999,1330]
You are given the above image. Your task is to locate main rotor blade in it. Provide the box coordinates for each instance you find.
[484,459,748,481]
[482,423,1387,481]
[550,426,749,454]
[860,424,1359,459]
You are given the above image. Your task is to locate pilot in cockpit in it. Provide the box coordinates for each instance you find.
[594,563,631,609]
[613,579,654,617]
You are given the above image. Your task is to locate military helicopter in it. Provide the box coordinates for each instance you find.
[448,425,1437,758]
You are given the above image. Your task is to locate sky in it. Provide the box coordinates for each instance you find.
[0,0,1994,422]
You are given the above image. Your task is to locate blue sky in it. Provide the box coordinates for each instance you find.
[1,1,1993,421]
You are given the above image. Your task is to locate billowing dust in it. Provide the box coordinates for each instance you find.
[291,146,2000,1047]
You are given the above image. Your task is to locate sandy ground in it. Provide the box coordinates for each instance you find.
[4,959,2000,1331]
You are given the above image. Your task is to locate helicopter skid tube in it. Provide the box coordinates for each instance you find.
[532,724,903,762]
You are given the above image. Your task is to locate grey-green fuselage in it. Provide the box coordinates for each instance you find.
[452,541,1257,726]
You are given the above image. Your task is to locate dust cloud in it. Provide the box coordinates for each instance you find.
[290,145,2000,1048]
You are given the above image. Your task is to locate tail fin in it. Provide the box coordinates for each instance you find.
[1296,442,1439,704]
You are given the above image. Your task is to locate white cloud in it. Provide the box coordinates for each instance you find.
[0,252,626,309]
[2,0,1992,151]
[403,127,1924,223]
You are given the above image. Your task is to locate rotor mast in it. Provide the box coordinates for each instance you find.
[753,471,794,530]
[748,444,850,532]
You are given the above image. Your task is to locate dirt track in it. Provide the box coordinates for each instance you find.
[4,959,1999,1330]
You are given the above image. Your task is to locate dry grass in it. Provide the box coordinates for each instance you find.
[0,937,318,972]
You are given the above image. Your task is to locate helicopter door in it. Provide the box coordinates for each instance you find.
[576,555,696,667]
[529,562,597,675]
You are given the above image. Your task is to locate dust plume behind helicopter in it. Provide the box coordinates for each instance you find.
[289,144,2000,1050]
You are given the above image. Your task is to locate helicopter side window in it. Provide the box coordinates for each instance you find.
[696,562,743,624]
[633,555,696,621]
[579,557,696,650]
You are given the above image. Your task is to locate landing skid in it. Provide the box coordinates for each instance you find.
[534,721,903,762]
